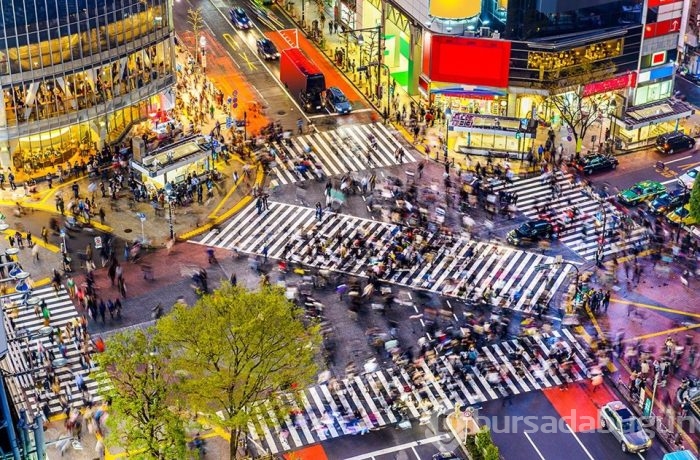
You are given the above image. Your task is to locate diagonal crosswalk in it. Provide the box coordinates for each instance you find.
[269,123,416,184]
[1,286,102,416]
[492,172,648,261]
[199,201,575,312]
[245,329,590,455]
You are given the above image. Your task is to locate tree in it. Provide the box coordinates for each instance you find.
[157,284,322,458]
[95,328,187,459]
[545,61,617,153]
[187,8,204,62]
[689,177,700,223]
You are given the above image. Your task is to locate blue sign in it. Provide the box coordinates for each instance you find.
[136,212,146,221]
[226,116,233,129]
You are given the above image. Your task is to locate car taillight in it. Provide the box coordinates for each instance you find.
[665,144,670,149]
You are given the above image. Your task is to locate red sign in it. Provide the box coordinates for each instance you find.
[644,18,682,38]
[582,72,637,97]
[648,0,682,7]
[427,35,511,88]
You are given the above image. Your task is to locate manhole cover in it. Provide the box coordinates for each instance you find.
[277,110,286,115]
[124,229,132,233]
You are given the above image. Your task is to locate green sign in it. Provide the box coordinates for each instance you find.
[642,397,652,417]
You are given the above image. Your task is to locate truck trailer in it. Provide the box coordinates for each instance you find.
[279,48,326,112]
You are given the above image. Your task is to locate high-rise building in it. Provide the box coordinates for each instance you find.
[0,0,176,177]
[333,0,692,153]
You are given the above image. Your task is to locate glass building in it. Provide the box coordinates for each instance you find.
[0,0,175,176]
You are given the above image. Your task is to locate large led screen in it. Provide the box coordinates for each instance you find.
[429,0,480,19]
[428,36,511,88]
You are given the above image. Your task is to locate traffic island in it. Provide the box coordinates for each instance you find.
[446,407,500,460]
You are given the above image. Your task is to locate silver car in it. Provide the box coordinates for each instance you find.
[600,401,652,453]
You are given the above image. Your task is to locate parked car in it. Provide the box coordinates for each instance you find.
[433,452,464,460]
[229,7,251,29]
[647,188,690,215]
[573,153,619,175]
[678,167,699,190]
[506,219,562,246]
[656,131,695,154]
[600,400,652,453]
[325,86,352,114]
[256,38,279,60]
[666,204,698,226]
[617,180,666,206]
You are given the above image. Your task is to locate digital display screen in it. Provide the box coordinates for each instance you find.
[428,36,511,88]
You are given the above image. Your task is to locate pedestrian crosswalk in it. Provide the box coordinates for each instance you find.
[492,172,648,261]
[269,123,416,185]
[0,286,101,416]
[199,201,575,311]
[246,328,590,455]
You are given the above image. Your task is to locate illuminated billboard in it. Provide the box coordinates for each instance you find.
[429,0,480,19]
[427,35,511,88]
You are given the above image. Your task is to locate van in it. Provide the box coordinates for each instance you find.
[656,131,696,154]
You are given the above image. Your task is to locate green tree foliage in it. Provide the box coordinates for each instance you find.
[94,328,186,460]
[157,284,322,458]
[689,177,700,224]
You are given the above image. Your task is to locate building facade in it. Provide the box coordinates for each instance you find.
[332,0,693,152]
[0,0,176,176]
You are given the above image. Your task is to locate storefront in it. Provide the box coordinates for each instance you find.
[616,98,695,149]
[130,136,213,193]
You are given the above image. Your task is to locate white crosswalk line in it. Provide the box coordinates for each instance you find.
[494,172,647,260]
[268,123,416,185]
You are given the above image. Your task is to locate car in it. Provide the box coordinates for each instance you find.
[229,7,251,29]
[678,167,699,190]
[647,188,690,215]
[573,153,619,175]
[506,219,561,246]
[617,180,666,206]
[600,400,652,453]
[325,86,352,114]
[256,38,279,60]
[666,204,698,226]
[656,131,695,154]
[432,452,463,460]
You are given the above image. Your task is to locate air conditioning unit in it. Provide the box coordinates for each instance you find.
[480,27,490,37]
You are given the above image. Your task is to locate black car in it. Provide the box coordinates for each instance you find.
[256,38,279,60]
[647,188,690,215]
[574,153,619,175]
[229,7,251,29]
[656,131,695,154]
[506,219,559,246]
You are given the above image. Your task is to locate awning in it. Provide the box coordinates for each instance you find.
[431,86,507,100]
[623,99,695,130]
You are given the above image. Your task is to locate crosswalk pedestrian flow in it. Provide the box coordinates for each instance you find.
[0,286,101,416]
[245,328,590,455]
[269,123,416,185]
[199,201,575,311]
[493,172,647,261]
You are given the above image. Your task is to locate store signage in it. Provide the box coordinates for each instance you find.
[644,18,681,38]
[651,51,667,66]
[647,0,682,8]
[428,36,511,88]
[582,72,637,97]
[429,0,480,19]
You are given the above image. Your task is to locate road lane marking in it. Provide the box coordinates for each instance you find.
[626,323,700,342]
[680,160,700,170]
[663,155,692,165]
[661,178,679,185]
[524,431,546,460]
[222,33,240,50]
[564,423,595,460]
[343,434,451,460]
[239,51,257,70]
[613,298,700,319]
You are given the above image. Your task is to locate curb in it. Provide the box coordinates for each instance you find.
[177,166,265,241]
[446,412,475,459]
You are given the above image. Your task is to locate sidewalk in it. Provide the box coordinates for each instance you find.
[446,410,480,458]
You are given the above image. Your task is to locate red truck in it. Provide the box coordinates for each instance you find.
[279,48,326,112]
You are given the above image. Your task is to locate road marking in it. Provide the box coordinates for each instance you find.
[564,423,595,460]
[661,178,679,185]
[613,298,700,319]
[222,33,240,50]
[411,446,421,459]
[680,160,700,170]
[626,323,700,342]
[524,431,546,460]
[343,434,451,460]
[239,51,257,70]
[664,155,692,165]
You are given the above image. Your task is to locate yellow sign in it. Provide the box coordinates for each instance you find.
[429,0,480,19]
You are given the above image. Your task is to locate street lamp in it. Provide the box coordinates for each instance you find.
[444,107,453,161]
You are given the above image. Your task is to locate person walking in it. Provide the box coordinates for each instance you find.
[31,243,40,262]
[315,201,323,220]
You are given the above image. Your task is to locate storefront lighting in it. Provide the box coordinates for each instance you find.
[20,127,70,144]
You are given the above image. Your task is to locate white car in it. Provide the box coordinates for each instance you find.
[678,167,698,190]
